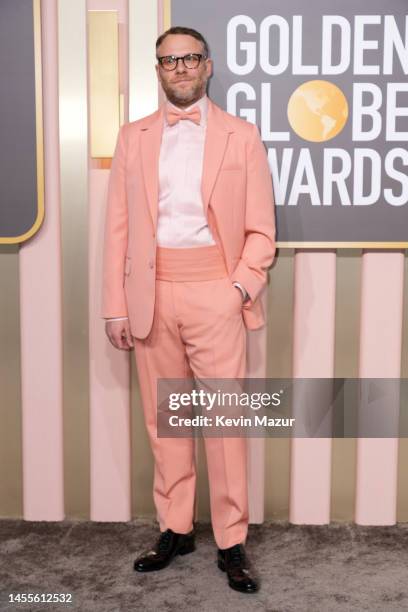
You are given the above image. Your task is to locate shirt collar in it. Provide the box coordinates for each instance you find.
[164,93,208,127]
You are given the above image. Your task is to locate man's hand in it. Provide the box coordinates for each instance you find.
[105,318,134,350]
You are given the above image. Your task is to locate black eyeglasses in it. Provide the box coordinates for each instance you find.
[157,53,207,71]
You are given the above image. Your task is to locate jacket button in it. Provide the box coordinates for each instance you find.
[149,259,155,268]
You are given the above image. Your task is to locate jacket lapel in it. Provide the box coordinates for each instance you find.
[201,99,234,217]
[140,107,164,230]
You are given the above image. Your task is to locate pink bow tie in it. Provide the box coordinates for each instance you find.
[166,106,201,126]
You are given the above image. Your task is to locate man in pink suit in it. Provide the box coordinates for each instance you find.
[102,26,276,594]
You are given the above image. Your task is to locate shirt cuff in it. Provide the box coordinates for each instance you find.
[232,282,250,303]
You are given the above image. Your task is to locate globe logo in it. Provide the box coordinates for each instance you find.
[287,80,349,142]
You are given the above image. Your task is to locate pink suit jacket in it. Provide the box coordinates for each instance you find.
[102,98,276,339]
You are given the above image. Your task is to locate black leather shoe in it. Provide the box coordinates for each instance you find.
[133,528,195,572]
[217,543,259,593]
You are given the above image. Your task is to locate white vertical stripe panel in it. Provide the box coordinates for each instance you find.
[128,0,159,521]
[129,0,158,121]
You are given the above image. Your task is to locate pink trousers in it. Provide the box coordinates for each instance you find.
[133,244,248,549]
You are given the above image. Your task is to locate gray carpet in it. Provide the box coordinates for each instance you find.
[1,519,408,611]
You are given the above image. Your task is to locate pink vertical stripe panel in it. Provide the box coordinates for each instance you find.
[355,251,404,525]
[20,0,64,520]
[290,251,336,524]
[89,172,132,521]
[88,0,131,522]
[246,289,268,523]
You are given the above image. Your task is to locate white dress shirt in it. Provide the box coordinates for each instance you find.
[156,94,215,247]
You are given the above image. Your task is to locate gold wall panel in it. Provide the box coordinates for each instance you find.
[129,0,158,518]
[0,246,22,517]
[265,254,294,519]
[163,0,171,30]
[58,0,89,518]
[88,11,120,158]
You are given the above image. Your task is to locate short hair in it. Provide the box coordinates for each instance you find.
[155,26,209,58]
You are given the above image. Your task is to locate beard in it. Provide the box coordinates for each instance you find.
[161,76,207,107]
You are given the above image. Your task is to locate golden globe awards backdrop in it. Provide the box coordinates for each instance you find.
[0,0,44,244]
[172,0,408,246]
